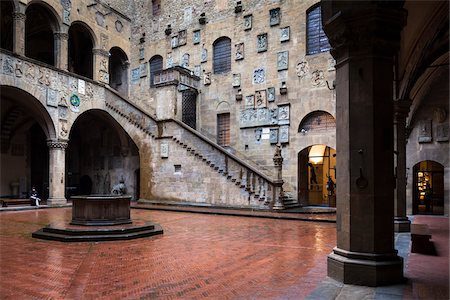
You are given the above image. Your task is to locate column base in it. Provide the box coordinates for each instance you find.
[272,201,285,210]
[394,217,411,232]
[327,247,404,287]
[46,198,68,207]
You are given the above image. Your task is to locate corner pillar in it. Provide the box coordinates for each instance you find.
[394,100,411,232]
[12,12,26,56]
[47,139,68,206]
[322,2,407,286]
[54,31,69,71]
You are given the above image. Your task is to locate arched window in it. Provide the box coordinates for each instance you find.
[306,4,330,55]
[109,47,129,96]
[68,22,94,79]
[299,111,335,133]
[213,37,231,74]
[149,55,163,86]
[0,0,14,51]
[25,3,59,65]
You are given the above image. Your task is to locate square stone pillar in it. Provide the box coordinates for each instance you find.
[322,2,407,286]
[13,12,26,56]
[54,31,69,71]
[47,139,68,206]
[394,101,411,232]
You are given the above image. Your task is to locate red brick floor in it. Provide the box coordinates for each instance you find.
[0,208,336,299]
[404,216,449,300]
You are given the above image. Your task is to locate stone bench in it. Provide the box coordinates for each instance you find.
[411,223,433,254]
[1,198,32,207]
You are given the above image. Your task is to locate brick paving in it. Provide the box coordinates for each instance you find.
[0,208,336,299]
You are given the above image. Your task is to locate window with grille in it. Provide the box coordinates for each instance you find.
[149,55,163,86]
[299,111,335,133]
[213,37,231,74]
[152,0,161,16]
[306,4,330,55]
[217,113,230,146]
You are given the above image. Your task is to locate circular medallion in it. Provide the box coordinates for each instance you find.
[70,94,80,107]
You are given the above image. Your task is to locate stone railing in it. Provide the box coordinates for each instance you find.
[151,66,200,90]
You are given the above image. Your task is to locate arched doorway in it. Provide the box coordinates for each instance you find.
[66,110,140,199]
[109,47,129,96]
[68,22,94,79]
[25,3,59,65]
[0,86,56,201]
[0,0,14,51]
[412,160,444,215]
[298,145,336,207]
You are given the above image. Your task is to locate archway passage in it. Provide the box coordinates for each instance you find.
[298,145,336,207]
[413,160,444,215]
[109,47,129,96]
[67,110,140,200]
[0,86,55,201]
[0,0,14,51]
[25,3,57,65]
[68,23,94,79]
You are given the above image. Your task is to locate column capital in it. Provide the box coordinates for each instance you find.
[394,100,411,120]
[93,48,110,57]
[47,139,68,149]
[323,3,407,60]
[13,12,26,21]
[54,32,69,40]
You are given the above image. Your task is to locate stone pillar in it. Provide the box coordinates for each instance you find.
[93,48,110,84]
[322,2,407,286]
[13,12,26,56]
[394,100,411,232]
[47,139,68,206]
[272,144,285,210]
[54,31,69,71]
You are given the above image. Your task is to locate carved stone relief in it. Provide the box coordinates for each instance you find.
[171,35,179,48]
[296,58,309,78]
[95,11,105,26]
[280,26,290,42]
[47,88,58,107]
[418,120,432,143]
[253,68,265,84]
[3,57,13,75]
[131,68,140,82]
[244,15,252,30]
[328,58,336,71]
[311,70,325,87]
[203,72,211,85]
[193,30,200,44]
[232,73,241,87]
[38,67,51,86]
[140,63,148,77]
[201,47,208,63]
[25,62,35,80]
[235,43,244,60]
[100,34,108,51]
[279,125,289,143]
[245,95,254,109]
[69,94,80,113]
[139,48,145,60]
[278,104,290,125]
[436,124,449,142]
[181,53,190,68]
[257,33,268,52]
[267,87,275,102]
[63,10,71,25]
[270,108,278,124]
[59,119,68,138]
[178,30,187,46]
[166,53,173,68]
[269,8,281,26]
[255,128,262,142]
[194,65,201,77]
[270,128,279,144]
[255,90,267,108]
[15,60,22,77]
[115,20,123,32]
[277,51,289,71]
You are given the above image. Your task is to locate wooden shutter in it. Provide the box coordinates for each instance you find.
[306,5,330,55]
[213,38,231,74]
[149,56,163,86]
[217,113,230,146]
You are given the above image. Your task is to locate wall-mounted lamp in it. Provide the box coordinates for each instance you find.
[236,88,242,101]
[280,81,287,94]
[165,24,172,36]
[326,80,335,90]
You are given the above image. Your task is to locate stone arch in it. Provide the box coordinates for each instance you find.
[298,110,336,134]
[25,1,61,65]
[109,46,129,96]
[216,100,230,113]
[68,21,96,79]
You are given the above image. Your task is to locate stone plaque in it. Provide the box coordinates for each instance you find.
[418,120,432,143]
[140,63,148,77]
[47,88,58,107]
[115,20,123,32]
[245,95,254,109]
[201,47,208,63]
[178,30,187,46]
[270,128,279,144]
[277,51,289,71]
[255,128,262,142]
[257,108,269,124]
[131,68,140,82]
[203,72,211,85]
[257,33,268,52]
[278,104,290,125]
[193,30,200,44]
[78,79,85,95]
[279,125,289,143]
[244,14,252,30]
[171,35,178,48]
[253,68,265,84]
[270,108,278,124]
[181,53,190,68]
[280,26,290,42]
[194,65,201,77]
[232,73,241,87]
[166,53,173,68]
[3,57,13,75]
[436,124,449,142]
[296,59,309,78]
[161,143,169,158]
[95,11,105,26]
[255,90,267,108]
[311,70,325,87]
[235,43,244,60]
[63,9,71,25]
[270,8,281,26]
[139,48,145,60]
[59,119,68,138]
[267,87,275,102]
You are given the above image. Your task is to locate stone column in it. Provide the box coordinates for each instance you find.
[54,32,69,71]
[13,12,26,56]
[47,139,68,206]
[322,2,407,286]
[272,144,285,210]
[93,48,110,84]
[394,100,411,232]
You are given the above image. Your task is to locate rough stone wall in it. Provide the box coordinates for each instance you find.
[127,0,336,196]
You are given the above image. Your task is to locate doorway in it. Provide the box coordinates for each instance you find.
[413,160,444,215]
